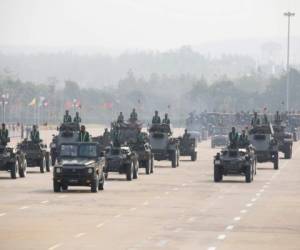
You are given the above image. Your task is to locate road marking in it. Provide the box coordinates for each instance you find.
[234,217,241,221]
[187,217,196,222]
[58,195,67,198]
[114,214,121,218]
[226,225,234,230]
[240,209,247,214]
[0,213,7,217]
[129,207,137,211]
[19,206,29,210]
[217,234,226,240]
[246,203,253,207]
[259,189,264,192]
[263,185,268,188]
[48,243,62,250]
[156,240,169,247]
[251,198,257,202]
[208,247,216,250]
[41,200,49,204]
[96,223,104,228]
[74,232,86,238]
[256,193,261,196]
[165,191,169,195]
[143,201,149,206]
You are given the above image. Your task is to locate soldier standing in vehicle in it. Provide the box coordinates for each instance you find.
[162,113,170,125]
[130,108,138,122]
[251,112,260,127]
[117,112,124,123]
[136,128,144,143]
[0,123,9,146]
[152,111,161,124]
[274,111,281,124]
[239,130,249,148]
[182,129,190,139]
[229,127,239,148]
[63,110,72,123]
[78,125,90,142]
[30,125,40,143]
[73,112,81,123]
[111,125,120,147]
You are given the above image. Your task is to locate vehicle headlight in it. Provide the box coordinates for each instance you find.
[88,168,93,174]
[55,167,62,173]
[214,160,221,165]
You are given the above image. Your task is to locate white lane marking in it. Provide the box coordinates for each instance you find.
[58,195,67,198]
[74,232,86,238]
[96,223,104,228]
[173,228,182,233]
[129,207,137,211]
[114,214,121,218]
[251,198,257,202]
[208,247,216,250]
[256,193,261,196]
[226,225,234,230]
[41,200,49,204]
[19,206,29,210]
[234,217,241,221]
[143,201,149,206]
[48,243,62,250]
[165,191,169,195]
[217,234,226,240]
[246,203,253,207]
[259,189,265,192]
[173,187,179,191]
[156,240,169,247]
[182,183,187,186]
[263,185,268,188]
[0,213,7,217]
[240,209,247,214]
[187,217,196,222]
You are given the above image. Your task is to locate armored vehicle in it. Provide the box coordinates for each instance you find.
[50,122,80,165]
[178,135,197,161]
[53,142,105,192]
[149,123,179,168]
[273,124,293,159]
[214,146,256,183]
[0,144,27,179]
[211,126,228,148]
[104,146,139,180]
[248,124,279,169]
[187,130,201,142]
[17,140,50,173]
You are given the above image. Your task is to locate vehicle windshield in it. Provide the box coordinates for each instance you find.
[79,144,97,157]
[60,144,78,157]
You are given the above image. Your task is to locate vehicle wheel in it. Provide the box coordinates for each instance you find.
[245,165,252,183]
[19,158,27,178]
[191,152,197,161]
[10,160,19,179]
[51,154,56,166]
[214,165,222,182]
[133,161,139,179]
[171,151,176,168]
[126,163,133,181]
[150,155,154,174]
[273,154,279,170]
[53,180,61,192]
[61,184,68,191]
[40,156,46,173]
[99,172,105,190]
[91,176,99,193]
[104,172,108,180]
[145,159,150,175]
[46,153,51,172]
[284,146,292,159]
[176,150,179,166]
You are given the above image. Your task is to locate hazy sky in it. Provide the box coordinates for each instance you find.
[0,0,299,51]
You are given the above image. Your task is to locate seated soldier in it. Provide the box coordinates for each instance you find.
[162,113,170,125]
[239,130,249,148]
[228,127,239,148]
[152,110,161,124]
[63,110,72,123]
[30,125,41,143]
[73,112,82,123]
[117,112,124,123]
[0,123,9,146]
[130,108,138,122]
[78,125,90,142]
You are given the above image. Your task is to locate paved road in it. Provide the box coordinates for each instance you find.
[0,130,299,250]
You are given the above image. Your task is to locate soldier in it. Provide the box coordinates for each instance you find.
[117,112,124,123]
[63,110,72,123]
[228,127,239,148]
[262,113,269,125]
[152,110,161,124]
[78,125,90,142]
[0,123,9,146]
[239,130,249,148]
[251,112,260,127]
[73,112,81,123]
[130,108,138,122]
[136,128,144,143]
[274,111,281,124]
[103,128,110,137]
[30,125,40,143]
[111,125,120,147]
[162,113,170,125]
[182,129,190,140]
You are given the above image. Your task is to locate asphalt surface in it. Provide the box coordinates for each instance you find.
[0,129,299,250]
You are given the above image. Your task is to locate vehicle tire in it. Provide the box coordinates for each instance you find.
[99,172,105,190]
[171,151,176,168]
[46,153,51,172]
[150,155,154,174]
[126,163,133,181]
[245,165,252,183]
[273,154,279,170]
[10,160,19,179]
[214,165,222,182]
[53,180,61,192]
[40,156,46,173]
[191,152,197,161]
[284,146,292,159]
[61,184,68,191]
[176,150,179,166]
[145,159,150,175]
[51,154,56,166]
[19,158,27,178]
[104,172,108,180]
[91,176,99,193]
[133,161,139,179]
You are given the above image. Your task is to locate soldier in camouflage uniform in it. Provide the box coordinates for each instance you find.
[63,110,72,123]
[152,111,161,124]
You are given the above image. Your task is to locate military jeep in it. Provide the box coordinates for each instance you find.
[214,146,256,183]
[248,124,279,169]
[178,135,197,161]
[149,123,179,168]
[17,140,50,173]
[53,142,105,192]
[211,126,228,148]
[0,144,27,179]
[50,122,80,165]
[273,124,293,159]
[104,146,139,180]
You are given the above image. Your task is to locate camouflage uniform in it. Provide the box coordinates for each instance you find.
[0,126,9,146]
[30,128,40,143]
[152,111,161,124]
[229,129,239,148]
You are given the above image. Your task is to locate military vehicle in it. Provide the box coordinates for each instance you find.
[0,144,27,179]
[273,124,293,159]
[178,135,197,161]
[248,124,279,169]
[53,142,105,192]
[214,146,256,183]
[211,126,228,148]
[104,146,139,180]
[50,122,80,165]
[187,130,201,142]
[149,123,179,168]
[17,140,50,173]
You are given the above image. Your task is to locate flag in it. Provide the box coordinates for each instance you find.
[38,96,46,107]
[101,102,113,110]
[28,98,36,106]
